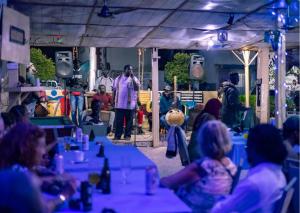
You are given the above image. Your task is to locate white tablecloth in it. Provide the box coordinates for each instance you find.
[58,136,191,213]
[229,132,249,168]
[63,143,155,172]
[58,170,191,213]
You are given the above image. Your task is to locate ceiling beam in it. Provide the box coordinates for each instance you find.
[78,0,98,46]
[134,0,192,47]
[31,21,281,32]
[9,0,271,15]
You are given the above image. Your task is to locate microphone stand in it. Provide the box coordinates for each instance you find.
[133,106,137,147]
[64,79,67,117]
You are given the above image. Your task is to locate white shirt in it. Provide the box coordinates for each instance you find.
[211,163,286,213]
[94,76,113,93]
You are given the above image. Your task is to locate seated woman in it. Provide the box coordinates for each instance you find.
[160,120,236,212]
[0,112,15,132]
[0,123,76,211]
[188,98,222,162]
[211,124,287,212]
[9,104,30,124]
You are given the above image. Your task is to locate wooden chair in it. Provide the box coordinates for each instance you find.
[274,177,297,213]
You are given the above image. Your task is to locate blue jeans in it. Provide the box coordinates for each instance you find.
[160,115,189,130]
[70,95,84,126]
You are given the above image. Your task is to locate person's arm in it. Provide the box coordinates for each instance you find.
[159,96,168,114]
[160,162,199,190]
[107,94,113,110]
[131,74,140,91]
[111,78,117,108]
[211,179,261,213]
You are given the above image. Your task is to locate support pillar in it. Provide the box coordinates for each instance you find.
[232,50,258,107]
[151,48,160,147]
[89,47,96,91]
[243,51,251,107]
[275,31,286,128]
[256,46,270,123]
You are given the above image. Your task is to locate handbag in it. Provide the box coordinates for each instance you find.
[34,103,49,117]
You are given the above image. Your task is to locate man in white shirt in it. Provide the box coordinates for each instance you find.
[94,70,113,93]
[211,124,287,213]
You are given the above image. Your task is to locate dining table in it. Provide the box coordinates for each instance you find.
[228,131,249,169]
[57,136,191,213]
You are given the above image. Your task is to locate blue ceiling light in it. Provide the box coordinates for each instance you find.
[272,11,276,15]
[217,30,228,43]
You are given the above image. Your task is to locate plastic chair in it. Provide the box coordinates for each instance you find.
[286,159,299,213]
[241,108,255,129]
[274,177,297,213]
[230,158,244,194]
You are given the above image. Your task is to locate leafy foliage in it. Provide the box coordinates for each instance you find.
[240,95,257,110]
[30,48,55,80]
[240,95,295,117]
[164,53,190,84]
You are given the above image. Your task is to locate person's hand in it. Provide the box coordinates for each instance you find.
[60,174,77,199]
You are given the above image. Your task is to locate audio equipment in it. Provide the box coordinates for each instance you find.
[189,55,204,80]
[55,51,73,79]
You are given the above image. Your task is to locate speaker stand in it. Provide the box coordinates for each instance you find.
[64,79,68,117]
[133,107,137,147]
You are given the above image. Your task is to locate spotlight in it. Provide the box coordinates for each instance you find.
[217,30,228,43]
[227,14,234,25]
[271,11,276,16]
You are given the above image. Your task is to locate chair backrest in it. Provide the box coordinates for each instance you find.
[230,158,244,194]
[100,110,111,123]
[287,159,299,213]
[241,108,255,129]
[274,177,297,213]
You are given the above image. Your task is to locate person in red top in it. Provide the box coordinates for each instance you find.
[93,85,113,111]
[92,85,115,134]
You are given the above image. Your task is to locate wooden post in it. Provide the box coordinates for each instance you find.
[174,76,177,102]
[138,48,141,87]
[141,48,145,89]
[275,31,286,128]
[256,46,270,123]
[151,48,160,147]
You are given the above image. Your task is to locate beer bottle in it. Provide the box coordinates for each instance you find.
[97,144,105,157]
[80,181,92,211]
[100,158,111,194]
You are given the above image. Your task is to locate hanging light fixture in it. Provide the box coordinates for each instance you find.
[217,30,228,43]
[207,38,214,48]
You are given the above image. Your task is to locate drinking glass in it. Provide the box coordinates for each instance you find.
[120,156,131,184]
[88,172,100,185]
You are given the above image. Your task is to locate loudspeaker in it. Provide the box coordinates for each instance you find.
[55,51,73,78]
[190,55,204,80]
